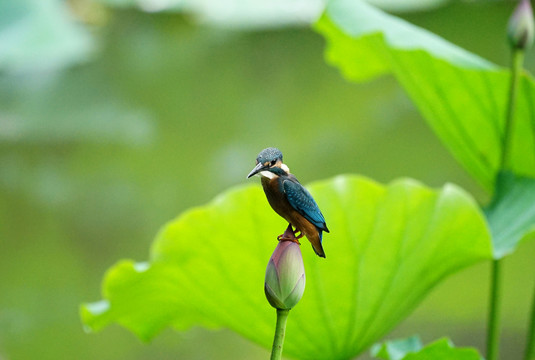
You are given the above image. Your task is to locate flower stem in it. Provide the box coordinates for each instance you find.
[487,259,503,360]
[270,309,290,360]
[526,283,535,360]
[500,48,524,169]
[487,47,525,360]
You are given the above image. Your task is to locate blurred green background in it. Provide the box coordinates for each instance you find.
[1,0,535,359]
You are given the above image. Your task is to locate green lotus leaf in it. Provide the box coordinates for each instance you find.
[372,336,482,360]
[315,0,535,192]
[81,175,492,359]
[485,171,535,258]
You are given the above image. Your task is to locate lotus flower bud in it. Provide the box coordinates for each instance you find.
[264,241,306,310]
[508,0,534,50]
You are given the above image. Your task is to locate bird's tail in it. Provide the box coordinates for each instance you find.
[311,231,326,258]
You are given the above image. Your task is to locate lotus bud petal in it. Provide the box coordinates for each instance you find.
[264,241,306,310]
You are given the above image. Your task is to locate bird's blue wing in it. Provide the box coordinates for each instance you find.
[282,178,329,232]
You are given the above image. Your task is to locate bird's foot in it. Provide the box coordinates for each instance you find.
[277,224,301,245]
[277,234,301,245]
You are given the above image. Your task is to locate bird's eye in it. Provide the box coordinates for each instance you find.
[271,160,276,166]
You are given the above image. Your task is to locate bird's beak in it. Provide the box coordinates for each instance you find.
[247,163,265,178]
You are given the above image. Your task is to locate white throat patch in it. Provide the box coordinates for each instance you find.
[259,170,275,179]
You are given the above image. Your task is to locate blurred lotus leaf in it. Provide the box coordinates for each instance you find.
[94,0,447,28]
[0,0,94,75]
[81,175,492,359]
[372,336,482,360]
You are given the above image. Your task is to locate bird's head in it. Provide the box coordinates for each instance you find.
[247,147,290,179]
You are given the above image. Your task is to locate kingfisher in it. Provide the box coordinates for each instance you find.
[247,147,329,258]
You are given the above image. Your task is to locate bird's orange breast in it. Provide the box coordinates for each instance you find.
[261,176,317,237]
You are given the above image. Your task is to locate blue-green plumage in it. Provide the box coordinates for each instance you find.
[247,147,329,257]
[282,180,328,232]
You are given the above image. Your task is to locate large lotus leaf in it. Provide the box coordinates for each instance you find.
[315,0,535,192]
[372,336,481,360]
[81,175,492,359]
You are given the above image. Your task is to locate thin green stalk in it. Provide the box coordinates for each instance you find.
[526,283,535,360]
[488,48,524,360]
[270,309,290,360]
[488,259,503,360]
[500,49,524,169]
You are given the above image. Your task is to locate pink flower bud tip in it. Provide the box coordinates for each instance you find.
[508,0,534,50]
